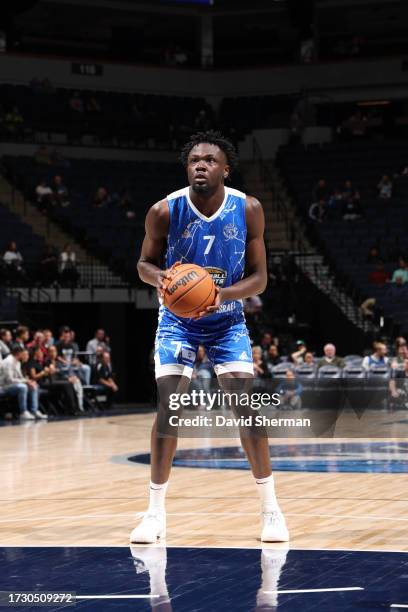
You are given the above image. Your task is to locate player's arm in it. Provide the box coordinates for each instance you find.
[212,196,267,310]
[137,200,172,290]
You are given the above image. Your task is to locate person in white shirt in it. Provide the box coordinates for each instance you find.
[59,244,79,285]
[86,329,111,355]
[3,241,24,270]
[0,346,46,419]
[35,179,54,212]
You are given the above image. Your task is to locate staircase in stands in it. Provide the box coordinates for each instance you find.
[0,176,126,288]
[240,159,372,333]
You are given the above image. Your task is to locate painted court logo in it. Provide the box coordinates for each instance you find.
[167,270,199,295]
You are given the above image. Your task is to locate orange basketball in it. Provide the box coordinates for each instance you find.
[163,263,216,318]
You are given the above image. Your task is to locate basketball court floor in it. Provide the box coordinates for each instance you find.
[1,411,408,610]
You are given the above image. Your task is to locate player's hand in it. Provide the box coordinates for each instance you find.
[194,287,223,319]
[155,261,182,301]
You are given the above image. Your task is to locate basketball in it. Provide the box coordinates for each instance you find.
[163,263,216,318]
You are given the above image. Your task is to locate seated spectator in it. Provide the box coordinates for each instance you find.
[43,329,55,348]
[276,369,303,410]
[243,295,263,314]
[52,175,70,207]
[3,241,25,279]
[45,345,83,413]
[317,343,345,369]
[362,342,389,369]
[93,186,111,208]
[393,336,407,356]
[39,245,59,286]
[291,340,308,365]
[312,179,329,206]
[389,358,408,409]
[252,345,270,379]
[303,351,315,366]
[326,189,343,216]
[86,329,111,356]
[391,257,408,284]
[366,246,382,264]
[377,175,393,200]
[59,244,79,286]
[0,328,11,359]
[266,344,281,368]
[14,325,30,349]
[260,332,273,362]
[35,179,54,212]
[369,262,390,286]
[55,326,90,386]
[27,330,47,357]
[342,181,362,220]
[390,343,408,369]
[92,351,118,406]
[0,346,46,420]
[69,92,84,113]
[118,189,136,219]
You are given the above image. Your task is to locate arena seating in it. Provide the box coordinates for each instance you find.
[4,156,184,281]
[278,140,408,334]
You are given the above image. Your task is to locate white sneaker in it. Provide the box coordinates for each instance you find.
[34,411,48,420]
[261,510,289,542]
[20,410,35,420]
[129,512,166,544]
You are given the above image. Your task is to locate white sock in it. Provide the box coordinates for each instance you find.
[255,474,279,513]
[148,481,168,514]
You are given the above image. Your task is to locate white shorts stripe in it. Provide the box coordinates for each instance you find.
[213,361,254,376]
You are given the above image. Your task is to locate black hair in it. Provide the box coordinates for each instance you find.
[180,130,238,171]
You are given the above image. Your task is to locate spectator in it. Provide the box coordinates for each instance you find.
[43,329,55,348]
[55,326,91,386]
[243,295,263,314]
[291,340,308,365]
[39,245,59,286]
[389,358,408,409]
[93,187,111,208]
[0,346,46,419]
[59,244,79,286]
[266,344,281,368]
[391,257,408,284]
[52,175,70,207]
[342,180,362,220]
[312,179,329,206]
[45,345,83,413]
[260,332,273,362]
[303,351,315,366]
[390,343,408,369]
[27,330,47,357]
[35,179,54,212]
[92,351,118,406]
[0,328,11,359]
[3,241,24,278]
[69,92,84,113]
[86,329,111,355]
[362,342,389,369]
[14,326,30,349]
[118,189,136,219]
[317,343,345,369]
[393,336,407,356]
[252,346,270,379]
[369,262,390,286]
[377,175,393,200]
[276,369,303,410]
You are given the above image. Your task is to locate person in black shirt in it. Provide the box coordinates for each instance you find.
[92,351,118,406]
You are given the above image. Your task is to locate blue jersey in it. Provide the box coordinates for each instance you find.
[160,185,247,332]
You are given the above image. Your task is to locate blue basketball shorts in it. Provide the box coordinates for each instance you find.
[154,314,253,379]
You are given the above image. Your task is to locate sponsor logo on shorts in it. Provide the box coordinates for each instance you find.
[239,351,249,360]
[167,270,199,295]
[181,348,196,362]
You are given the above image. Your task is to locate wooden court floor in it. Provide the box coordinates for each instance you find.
[1,413,408,551]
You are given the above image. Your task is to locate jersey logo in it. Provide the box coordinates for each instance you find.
[239,351,249,360]
[182,220,201,238]
[204,266,227,287]
[223,223,238,240]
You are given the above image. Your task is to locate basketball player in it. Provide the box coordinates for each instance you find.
[130,131,289,543]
